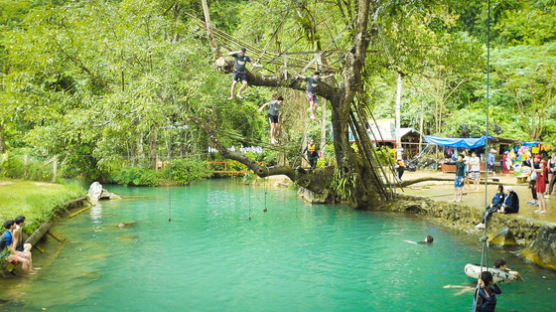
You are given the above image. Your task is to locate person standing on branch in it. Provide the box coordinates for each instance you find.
[228,48,261,100]
[297,72,333,120]
[258,96,284,144]
[304,139,320,169]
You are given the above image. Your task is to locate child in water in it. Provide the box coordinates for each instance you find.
[404,235,433,245]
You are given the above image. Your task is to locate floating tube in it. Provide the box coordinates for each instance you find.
[464,263,518,284]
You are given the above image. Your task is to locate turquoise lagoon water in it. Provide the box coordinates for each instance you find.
[1,180,555,311]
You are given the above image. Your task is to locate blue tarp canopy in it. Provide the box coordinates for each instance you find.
[424,136,493,149]
[521,141,540,147]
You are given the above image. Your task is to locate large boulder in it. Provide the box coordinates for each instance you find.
[297,187,328,204]
[523,225,556,270]
[489,227,517,247]
[87,181,103,203]
[88,182,120,204]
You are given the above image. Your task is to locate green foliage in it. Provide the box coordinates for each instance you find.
[168,158,211,185]
[0,0,555,188]
[375,147,396,166]
[0,150,55,182]
[330,170,358,201]
[0,180,85,234]
[112,167,159,187]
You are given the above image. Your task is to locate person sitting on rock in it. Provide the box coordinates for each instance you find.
[494,258,521,280]
[475,185,506,230]
[498,186,519,214]
[1,220,31,273]
[13,216,26,252]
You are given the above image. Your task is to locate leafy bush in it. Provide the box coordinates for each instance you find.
[112,167,159,186]
[168,158,211,185]
[376,146,395,166]
[0,151,55,182]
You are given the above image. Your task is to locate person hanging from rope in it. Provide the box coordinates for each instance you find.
[303,139,319,169]
[474,271,502,312]
[258,96,284,144]
[296,72,333,120]
[228,48,261,100]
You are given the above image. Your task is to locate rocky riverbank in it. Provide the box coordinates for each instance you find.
[384,194,556,271]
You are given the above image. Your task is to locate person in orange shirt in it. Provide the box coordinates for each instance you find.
[395,158,405,181]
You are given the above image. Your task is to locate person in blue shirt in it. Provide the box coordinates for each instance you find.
[488,149,496,172]
[1,219,32,273]
[1,220,15,251]
[499,186,519,214]
[475,185,506,229]
[474,271,502,312]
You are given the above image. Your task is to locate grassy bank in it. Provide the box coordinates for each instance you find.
[0,180,85,234]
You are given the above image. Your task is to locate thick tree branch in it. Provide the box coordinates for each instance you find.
[189,115,333,196]
[215,57,337,101]
[398,177,454,187]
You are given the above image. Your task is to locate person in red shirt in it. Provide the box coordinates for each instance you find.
[534,159,548,214]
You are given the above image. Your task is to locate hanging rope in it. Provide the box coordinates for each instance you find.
[248,178,252,221]
[472,1,491,311]
[263,167,269,213]
[186,11,338,72]
[168,163,172,222]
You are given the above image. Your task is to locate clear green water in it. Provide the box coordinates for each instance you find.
[1,180,555,311]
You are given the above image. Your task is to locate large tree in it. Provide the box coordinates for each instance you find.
[194,0,396,207]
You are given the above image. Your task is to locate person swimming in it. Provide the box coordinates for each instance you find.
[404,235,434,245]
[419,235,434,244]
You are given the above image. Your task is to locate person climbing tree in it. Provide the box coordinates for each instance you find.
[228,48,261,100]
[304,139,319,169]
[258,96,284,144]
[296,72,333,120]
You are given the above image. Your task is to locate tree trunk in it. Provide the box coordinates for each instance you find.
[395,73,402,159]
[201,0,386,207]
[418,100,425,153]
[200,0,220,58]
[320,100,327,151]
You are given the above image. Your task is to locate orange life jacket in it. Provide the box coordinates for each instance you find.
[308,144,316,153]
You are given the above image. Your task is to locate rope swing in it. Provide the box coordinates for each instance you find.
[472,0,492,310]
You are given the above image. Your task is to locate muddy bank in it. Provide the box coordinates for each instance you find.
[381,194,556,271]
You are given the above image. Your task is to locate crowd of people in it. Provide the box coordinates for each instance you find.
[451,148,553,215]
[0,216,33,274]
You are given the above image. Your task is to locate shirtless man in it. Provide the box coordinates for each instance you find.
[13,215,26,251]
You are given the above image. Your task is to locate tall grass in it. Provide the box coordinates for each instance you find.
[0,180,85,234]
